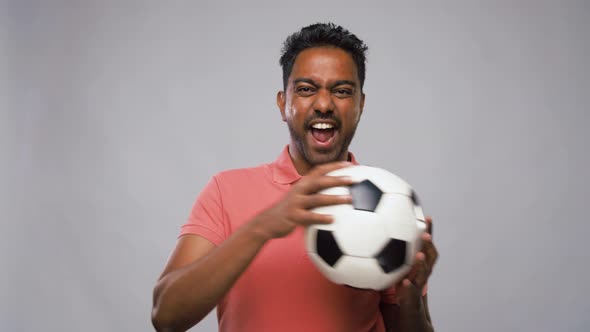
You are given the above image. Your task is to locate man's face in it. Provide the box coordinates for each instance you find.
[278,47,365,168]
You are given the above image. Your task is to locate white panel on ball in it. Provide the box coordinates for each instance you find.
[414,204,426,221]
[334,256,390,289]
[330,210,390,257]
[334,256,407,290]
[375,194,415,224]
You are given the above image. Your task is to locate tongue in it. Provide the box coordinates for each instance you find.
[311,128,334,143]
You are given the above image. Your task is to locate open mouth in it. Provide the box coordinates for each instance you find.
[309,122,338,147]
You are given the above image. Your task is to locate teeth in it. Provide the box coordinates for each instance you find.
[311,123,334,130]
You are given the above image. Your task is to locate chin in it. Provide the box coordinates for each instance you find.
[305,148,343,166]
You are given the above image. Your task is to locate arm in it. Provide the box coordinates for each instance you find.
[380,294,433,332]
[151,218,270,332]
[151,162,354,332]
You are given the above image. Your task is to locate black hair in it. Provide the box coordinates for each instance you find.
[279,23,368,91]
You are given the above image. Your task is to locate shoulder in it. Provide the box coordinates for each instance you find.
[212,162,272,186]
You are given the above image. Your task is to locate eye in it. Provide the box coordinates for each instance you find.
[296,86,316,96]
[333,88,353,97]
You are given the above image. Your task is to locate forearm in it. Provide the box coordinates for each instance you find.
[382,295,433,332]
[151,217,271,331]
[397,300,433,332]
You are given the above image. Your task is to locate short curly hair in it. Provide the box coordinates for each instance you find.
[279,23,368,91]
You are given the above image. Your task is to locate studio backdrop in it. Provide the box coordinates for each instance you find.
[2,1,589,331]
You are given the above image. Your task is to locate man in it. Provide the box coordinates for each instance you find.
[151,23,438,332]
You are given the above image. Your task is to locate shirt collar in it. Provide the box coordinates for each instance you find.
[271,145,359,185]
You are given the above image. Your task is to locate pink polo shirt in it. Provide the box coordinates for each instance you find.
[180,147,400,332]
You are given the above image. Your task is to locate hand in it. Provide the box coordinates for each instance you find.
[255,161,354,239]
[396,216,438,309]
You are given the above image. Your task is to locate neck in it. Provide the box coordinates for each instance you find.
[287,143,350,176]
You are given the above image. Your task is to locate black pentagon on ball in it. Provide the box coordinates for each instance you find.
[316,229,343,266]
[375,239,407,273]
[410,190,420,206]
[350,180,383,212]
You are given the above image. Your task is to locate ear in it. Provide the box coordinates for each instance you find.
[359,92,366,117]
[277,91,287,122]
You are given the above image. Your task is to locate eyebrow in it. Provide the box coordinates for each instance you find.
[293,78,318,87]
[332,80,357,87]
[292,78,357,88]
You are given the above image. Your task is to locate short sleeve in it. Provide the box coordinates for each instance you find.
[179,176,228,245]
[380,283,429,304]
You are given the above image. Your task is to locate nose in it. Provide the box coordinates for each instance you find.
[313,89,335,115]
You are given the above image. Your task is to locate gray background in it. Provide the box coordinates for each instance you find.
[2,0,589,331]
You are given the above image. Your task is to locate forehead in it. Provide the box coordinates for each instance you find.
[289,47,359,84]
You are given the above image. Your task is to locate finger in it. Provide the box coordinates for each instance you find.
[302,193,352,209]
[397,279,421,309]
[425,216,433,235]
[402,254,424,283]
[412,252,429,288]
[302,175,354,194]
[403,254,422,286]
[308,161,352,177]
[404,264,417,283]
[293,209,335,225]
[421,233,438,269]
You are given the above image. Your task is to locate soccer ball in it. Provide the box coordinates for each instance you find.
[305,165,427,290]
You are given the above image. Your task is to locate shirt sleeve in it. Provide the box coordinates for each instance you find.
[179,175,228,246]
[380,283,428,304]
